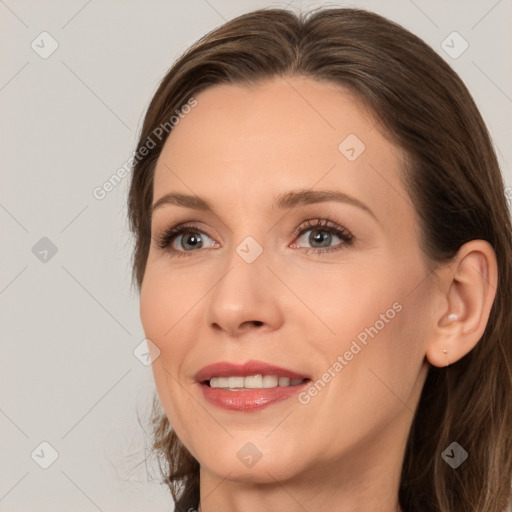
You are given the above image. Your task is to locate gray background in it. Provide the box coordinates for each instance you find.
[1,0,511,510]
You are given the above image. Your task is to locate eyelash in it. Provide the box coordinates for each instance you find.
[153,218,354,259]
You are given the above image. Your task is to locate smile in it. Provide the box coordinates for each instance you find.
[195,360,312,411]
[208,375,307,389]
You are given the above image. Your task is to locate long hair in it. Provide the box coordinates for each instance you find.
[127,7,512,511]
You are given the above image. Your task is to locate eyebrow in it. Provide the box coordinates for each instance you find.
[151,189,377,221]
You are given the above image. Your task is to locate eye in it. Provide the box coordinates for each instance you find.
[153,223,217,258]
[290,218,354,254]
[153,218,354,259]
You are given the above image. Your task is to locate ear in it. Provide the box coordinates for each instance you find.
[425,240,498,367]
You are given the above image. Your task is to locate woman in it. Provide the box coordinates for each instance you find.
[127,7,512,512]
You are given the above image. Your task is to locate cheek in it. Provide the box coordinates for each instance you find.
[140,269,203,450]
[139,273,171,348]
[139,269,189,396]
[295,289,428,456]
[139,268,198,388]
[139,261,198,348]
[282,258,400,343]
[299,258,428,401]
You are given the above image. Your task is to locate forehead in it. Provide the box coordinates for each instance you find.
[157,77,376,168]
[153,77,409,225]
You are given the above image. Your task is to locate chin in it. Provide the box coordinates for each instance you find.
[198,442,307,484]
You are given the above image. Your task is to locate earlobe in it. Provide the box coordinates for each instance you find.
[438,314,459,367]
[425,240,498,368]
[426,311,460,368]
[442,349,449,367]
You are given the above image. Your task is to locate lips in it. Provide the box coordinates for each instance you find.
[194,360,312,412]
[194,359,311,383]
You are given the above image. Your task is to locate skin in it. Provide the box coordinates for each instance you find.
[139,77,497,512]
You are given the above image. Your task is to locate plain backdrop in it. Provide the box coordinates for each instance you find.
[1,0,511,510]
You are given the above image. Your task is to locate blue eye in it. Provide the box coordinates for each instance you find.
[154,218,354,259]
[292,219,354,253]
[172,230,214,252]
[154,224,216,257]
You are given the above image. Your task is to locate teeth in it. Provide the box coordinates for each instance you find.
[227,376,244,388]
[245,374,263,388]
[279,377,290,387]
[209,374,306,389]
[262,375,278,388]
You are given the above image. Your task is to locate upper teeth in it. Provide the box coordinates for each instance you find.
[209,375,305,389]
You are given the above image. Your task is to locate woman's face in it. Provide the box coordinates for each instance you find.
[140,77,434,485]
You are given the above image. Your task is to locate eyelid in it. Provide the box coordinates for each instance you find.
[291,218,352,239]
[152,221,217,250]
[153,218,355,257]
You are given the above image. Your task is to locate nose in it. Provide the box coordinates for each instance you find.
[205,245,284,339]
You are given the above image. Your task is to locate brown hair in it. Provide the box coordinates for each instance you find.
[127,7,512,511]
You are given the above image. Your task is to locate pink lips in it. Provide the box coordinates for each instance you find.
[194,359,311,412]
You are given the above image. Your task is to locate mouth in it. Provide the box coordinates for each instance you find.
[195,360,312,412]
[204,375,309,390]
